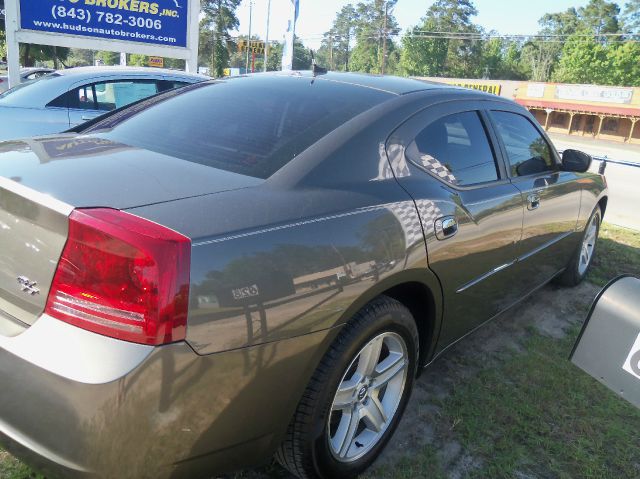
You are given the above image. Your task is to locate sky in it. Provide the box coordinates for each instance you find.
[231,0,592,49]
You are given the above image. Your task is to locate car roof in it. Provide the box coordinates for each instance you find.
[54,65,209,80]
[250,70,452,96]
[21,67,54,73]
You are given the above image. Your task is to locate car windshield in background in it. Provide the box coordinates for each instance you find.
[0,73,62,102]
[87,75,391,179]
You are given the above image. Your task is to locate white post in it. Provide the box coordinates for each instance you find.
[263,0,271,72]
[5,0,20,88]
[185,0,201,73]
[245,0,253,73]
[120,52,127,66]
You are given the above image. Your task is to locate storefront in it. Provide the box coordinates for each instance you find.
[516,83,640,144]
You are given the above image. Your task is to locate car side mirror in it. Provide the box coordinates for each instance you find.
[516,156,548,176]
[562,149,592,173]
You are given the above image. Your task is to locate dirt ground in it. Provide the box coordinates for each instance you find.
[232,280,601,479]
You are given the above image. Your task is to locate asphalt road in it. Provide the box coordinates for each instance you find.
[549,133,639,231]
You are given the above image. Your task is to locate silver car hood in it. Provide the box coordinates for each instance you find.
[0,134,262,210]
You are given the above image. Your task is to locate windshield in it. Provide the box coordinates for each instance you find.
[0,73,62,104]
[86,75,391,179]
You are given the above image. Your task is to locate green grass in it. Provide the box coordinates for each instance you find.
[0,451,42,479]
[588,223,640,286]
[439,328,640,478]
[0,222,638,478]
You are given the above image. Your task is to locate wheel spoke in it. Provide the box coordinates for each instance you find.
[372,352,406,389]
[332,406,362,458]
[356,336,383,377]
[362,397,386,433]
[333,379,358,410]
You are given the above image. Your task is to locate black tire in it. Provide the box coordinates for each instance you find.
[276,295,419,479]
[556,205,602,287]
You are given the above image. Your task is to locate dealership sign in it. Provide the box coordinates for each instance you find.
[19,0,189,48]
[3,0,200,87]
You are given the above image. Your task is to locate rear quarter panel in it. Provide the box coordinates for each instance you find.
[131,183,441,355]
[577,172,608,229]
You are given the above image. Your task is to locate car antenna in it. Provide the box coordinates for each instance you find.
[310,50,327,77]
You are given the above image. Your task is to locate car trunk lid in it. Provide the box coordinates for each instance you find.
[0,135,262,209]
[0,134,261,333]
[0,177,72,333]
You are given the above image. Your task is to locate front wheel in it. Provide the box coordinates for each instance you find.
[557,205,601,286]
[276,296,419,479]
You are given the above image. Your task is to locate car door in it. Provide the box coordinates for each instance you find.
[66,78,161,127]
[387,101,525,350]
[488,109,582,290]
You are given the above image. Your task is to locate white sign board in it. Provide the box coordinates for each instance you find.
[526,83,546,99]
[4,0,200,88]
[555,85,633,104]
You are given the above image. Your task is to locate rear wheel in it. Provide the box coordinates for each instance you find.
[276,296,419,479]
[557,205,601,286]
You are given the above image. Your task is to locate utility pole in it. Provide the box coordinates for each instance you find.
[345,32,350,71]
[245,0,253,73]
[381,1,388,75]
[263,0,271,72]
[329,31,334,70]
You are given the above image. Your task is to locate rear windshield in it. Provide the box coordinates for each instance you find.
[86,75,391,179]
[0,73,62,103]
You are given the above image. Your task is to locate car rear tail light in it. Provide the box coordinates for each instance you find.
[45,208,191,345]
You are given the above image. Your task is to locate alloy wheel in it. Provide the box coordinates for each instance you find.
[327,332,409,463]
[578,214,599,275]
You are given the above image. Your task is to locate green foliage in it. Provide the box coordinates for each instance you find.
[19,44,69,68]
[318,0,398,74]
[200,0,241,77]
[95,50,120,66]
[400,0,487,78]
[622,0,640,32]
[316,5,358,71]
[578,0,621,33]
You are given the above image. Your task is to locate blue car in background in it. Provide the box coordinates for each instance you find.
[0,66,208,141]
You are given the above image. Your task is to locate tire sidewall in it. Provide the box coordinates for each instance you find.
[310,302,418,479]
[574,206,602,282]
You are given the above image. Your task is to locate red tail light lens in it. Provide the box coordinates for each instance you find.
[45,208,191,345]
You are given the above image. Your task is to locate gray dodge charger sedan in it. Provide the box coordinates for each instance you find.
[0,72,607,478]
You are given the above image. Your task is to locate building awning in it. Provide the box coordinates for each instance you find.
[516,99,640,118]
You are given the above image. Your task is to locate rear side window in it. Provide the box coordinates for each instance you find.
[57,80,160,111]
[90,76,390,179]
[158,80,190,92]
[491,111,557,177]
[405,111,499,186]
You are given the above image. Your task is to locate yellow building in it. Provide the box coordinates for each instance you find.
[515,83,640,144]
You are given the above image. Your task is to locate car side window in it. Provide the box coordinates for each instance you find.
[77,84,97,110]
[94,80,159,111]
[491,111,557,177]
[405,111,499,186]
[60,80,160,112]
[157,80,190,92]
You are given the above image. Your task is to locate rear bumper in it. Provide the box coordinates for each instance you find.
[0,314,338,478]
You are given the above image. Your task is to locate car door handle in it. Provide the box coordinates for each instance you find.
[435,216,458,240]
[527,193,541,210]
[81,115,97,121]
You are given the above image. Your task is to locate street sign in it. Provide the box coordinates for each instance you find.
[0,0,5,20]
[148,56,164,68]
[238,39,265,55]
[3,0,201,87]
